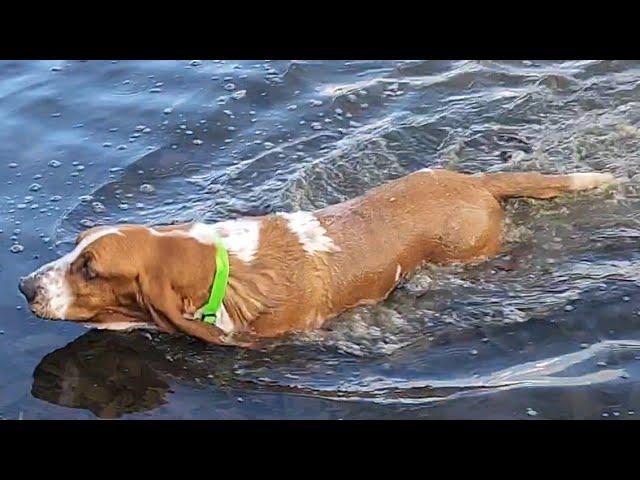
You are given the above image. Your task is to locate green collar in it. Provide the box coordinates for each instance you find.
[201,239,230,325]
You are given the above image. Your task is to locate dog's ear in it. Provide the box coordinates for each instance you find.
[138,270,227,344]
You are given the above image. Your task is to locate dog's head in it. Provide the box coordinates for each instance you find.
[19,224,215,331]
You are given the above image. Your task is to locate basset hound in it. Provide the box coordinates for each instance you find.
[19,168,616,347]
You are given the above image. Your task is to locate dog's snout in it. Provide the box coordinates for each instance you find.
[19,276,37,302]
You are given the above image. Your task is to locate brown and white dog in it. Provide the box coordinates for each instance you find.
[18,169,616,347]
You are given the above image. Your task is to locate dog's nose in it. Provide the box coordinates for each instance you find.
[19,276,37,302]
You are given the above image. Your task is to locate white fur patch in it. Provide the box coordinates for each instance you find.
[395,264,402,282]
[214,305,234,333]
[148,227,172,236]
[149,220,262,264]
[189,220,261,263]
[191,304,234,333]
[568,172,616,190]
[276,211,338,254]
[84,321,155,331]
[27,227,123,319]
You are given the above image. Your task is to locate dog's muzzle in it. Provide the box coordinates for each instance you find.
[18,264,72,319]
[19,275,38,302]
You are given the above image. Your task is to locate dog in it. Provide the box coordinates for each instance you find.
[19,168,616,347]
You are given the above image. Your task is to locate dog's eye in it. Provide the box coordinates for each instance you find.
[82,260,97,280]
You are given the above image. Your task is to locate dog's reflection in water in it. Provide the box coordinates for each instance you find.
[31,330,173,418]
[31,329,242,419]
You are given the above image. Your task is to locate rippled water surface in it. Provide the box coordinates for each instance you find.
[2,60,640,419]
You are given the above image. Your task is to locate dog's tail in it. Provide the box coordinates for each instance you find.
[477,171,617,200]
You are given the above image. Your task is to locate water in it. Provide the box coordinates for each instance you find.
[2,60,640,419]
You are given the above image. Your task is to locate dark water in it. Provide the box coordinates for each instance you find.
[2,60,640,419]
